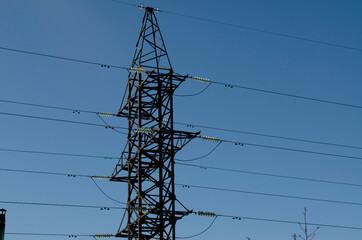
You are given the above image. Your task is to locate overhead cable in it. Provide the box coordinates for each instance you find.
[189,78,362,110]
[109,0,362,53]
[0,200,124,210]
[174,83,213,97]
[158,10,362,53]
[0,46,128,70]
[196,212,362,231]
[0,111,127,133]
[0,147,118,159]
[175,142,222,162]
[0,168,124,204]
[4,166,362,209]
[175,121,362,150]
[2,45,362,110]
[1,99,361,151]
[176,216,218,239]
[199,136,362,161]
[178,183,362,208]
[5,233,103,238]
[175,162,362,188]
[90,177,126,204]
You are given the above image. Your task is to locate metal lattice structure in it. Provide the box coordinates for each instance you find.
[110,7,198,240]
[0,209,6,240]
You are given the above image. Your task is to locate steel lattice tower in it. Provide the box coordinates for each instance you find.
[110,7,198,240]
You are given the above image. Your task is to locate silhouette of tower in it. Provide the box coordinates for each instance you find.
[110,7,198,240]
[0,209,6,240]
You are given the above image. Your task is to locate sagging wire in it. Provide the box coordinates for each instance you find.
[174,76,212,97]
[176,141,222,162]
[96,113,127,135]
[174,82,213,97]
[90,177,126,205]
[176,216,218,239]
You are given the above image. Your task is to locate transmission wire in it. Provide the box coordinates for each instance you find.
[176,216,218,239]
[176,142,222,162]
[174,83,213,97]
[0,167,125,205]
[0,111,126,130]
[207,80,362,110]
[1,44,362,110]
[4,166,362,209]
[217,137,362,161]
[175,162,362,189]
[90,177,126,205]
[107,0,362,53]
[0,46,128,70]
[0,200,124,210]
[96,113,128,135]
[1,98,360,151]
[177,183,362,207]
[157,10,362,53]
[175,121,362,150]
[5,233,97,238]
[0,147,118,159]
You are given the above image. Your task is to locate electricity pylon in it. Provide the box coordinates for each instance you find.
[110,7,198,240]
[0,209,6,240]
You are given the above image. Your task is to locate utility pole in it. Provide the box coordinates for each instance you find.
[110,7,198,240]
[0,209,6,240]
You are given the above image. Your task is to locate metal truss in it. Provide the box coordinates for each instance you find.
[110,7,198,240]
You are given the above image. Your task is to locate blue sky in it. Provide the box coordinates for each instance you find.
[0,0,362,239]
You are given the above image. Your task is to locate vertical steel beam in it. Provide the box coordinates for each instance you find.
[0,209,6,240]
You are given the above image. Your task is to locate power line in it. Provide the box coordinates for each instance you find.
[2,134,361,165]
[5,233,98,238]
[109,0,362,53]
[175,122,362,150]
[1,99,361,150]
[6,211,362,235]
[1,133,361,165]
[159,11,362,53]
[176,216,218,239]
[176,162,362,189]
[3,166,362,209]
[6,103,358,160]
[110,0,139,8]
[13,107,362,159]
[174,83,212,97]
[0,168,90,178]
[214,213,362,231]
[0,46,128,70]
[175,142,222,162]
[0,99,97,114]
[4,162,362,190]
[0,200,124,209]
[0,147,118,159]
[0,168,126,205]
[90,177,126,205]
[215,137,362,161]
[2,44,361,110]
[205,80,362,110]
[0,111,127,134]
[178,183,362,208]
[96,113,127,135]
